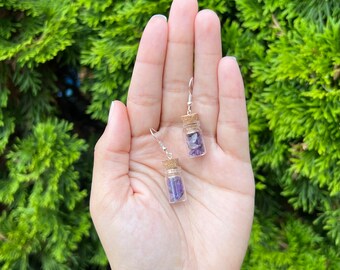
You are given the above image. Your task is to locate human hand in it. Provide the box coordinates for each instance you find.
[90,0,254,269]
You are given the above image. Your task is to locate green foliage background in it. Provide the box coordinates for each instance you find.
[0,0,339,269]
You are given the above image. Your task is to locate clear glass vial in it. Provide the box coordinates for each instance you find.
[181,113,206,158]
[162,159,186,204]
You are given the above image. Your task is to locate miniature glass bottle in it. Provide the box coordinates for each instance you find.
[181,113,206,158]
[162,158,186,203]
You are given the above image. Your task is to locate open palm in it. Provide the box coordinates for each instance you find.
[90,0,254,269]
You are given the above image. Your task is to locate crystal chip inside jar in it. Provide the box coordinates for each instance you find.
[162,159,186,203]
[181,113,206,158]
[166,174,185,203]
[185,130,206,158]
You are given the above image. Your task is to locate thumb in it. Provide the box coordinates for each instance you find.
[90,101,132,215]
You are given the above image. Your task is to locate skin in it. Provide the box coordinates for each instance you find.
[90,0,255,269]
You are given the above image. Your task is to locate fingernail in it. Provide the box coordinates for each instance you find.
[108,101,115,123]
[152,14,167,21]
[227,56,237,61]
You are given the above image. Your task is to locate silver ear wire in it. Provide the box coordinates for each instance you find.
[187,77,194,115]
[150,128,173,160]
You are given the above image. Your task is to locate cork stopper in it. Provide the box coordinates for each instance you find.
[162,158,180,170]
[181,113,199,125]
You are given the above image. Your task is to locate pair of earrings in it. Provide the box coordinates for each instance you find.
[150,77,206,204]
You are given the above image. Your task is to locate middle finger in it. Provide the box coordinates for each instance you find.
[161,0,198,126]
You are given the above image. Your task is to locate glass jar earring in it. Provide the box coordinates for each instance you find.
[181,77,206,158]
[150,128,186,204]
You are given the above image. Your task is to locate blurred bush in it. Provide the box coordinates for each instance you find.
[0,0,339,269]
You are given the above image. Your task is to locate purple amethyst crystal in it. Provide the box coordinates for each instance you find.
[186,132,205,157]
[167,176,185,203]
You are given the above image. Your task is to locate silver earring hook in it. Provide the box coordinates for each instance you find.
[150,128,173,160]
[187,77,194,115]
